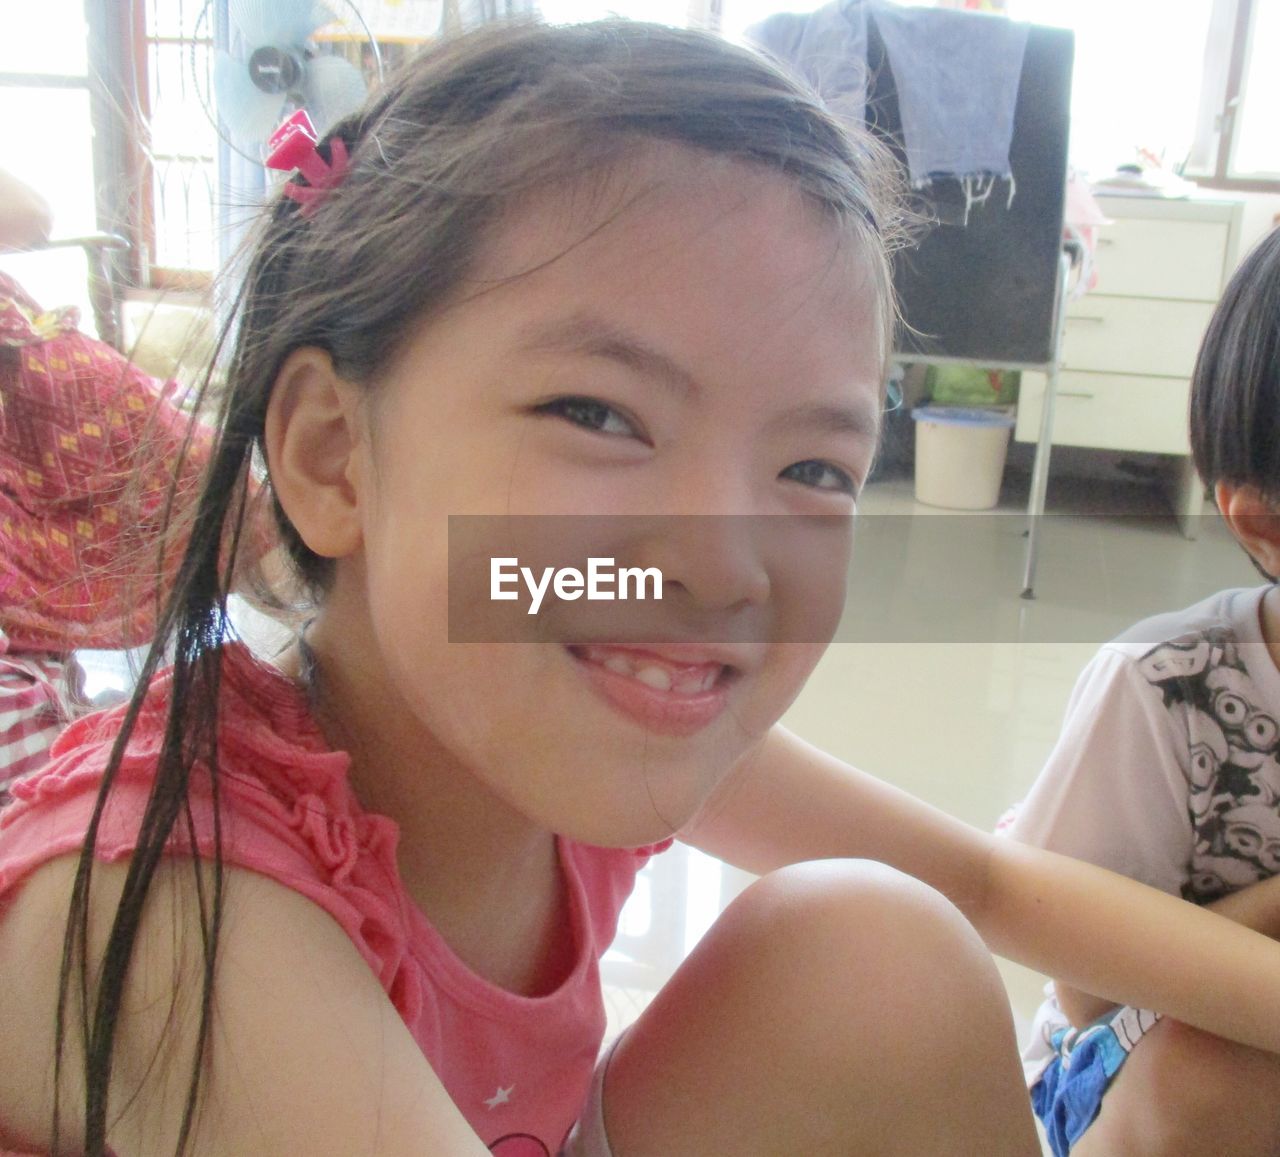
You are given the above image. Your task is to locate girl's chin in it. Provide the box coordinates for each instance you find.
[562,820,683,851]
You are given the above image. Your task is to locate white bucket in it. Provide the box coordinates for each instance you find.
[911,406,1016,511]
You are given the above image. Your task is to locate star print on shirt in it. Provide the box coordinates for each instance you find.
[485,1085,515,1110]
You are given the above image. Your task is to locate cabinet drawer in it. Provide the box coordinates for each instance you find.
[1092,216,1229,301]
[1062,297,1214,378]
[1014,370,1191,455]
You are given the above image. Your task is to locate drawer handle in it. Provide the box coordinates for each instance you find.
[1057,390,1095,399]
[1068,315,1106,324]
[1097,237,1116,247]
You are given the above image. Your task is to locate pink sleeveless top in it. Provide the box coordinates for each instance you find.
[0,643,667,1156]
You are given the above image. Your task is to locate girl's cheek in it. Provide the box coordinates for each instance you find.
[771,643,827,699]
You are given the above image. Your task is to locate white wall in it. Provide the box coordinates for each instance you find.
[1234,190,1280,261]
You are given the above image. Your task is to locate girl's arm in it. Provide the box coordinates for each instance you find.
[1199,872,1280,937]
[1054,871,1280,1026]
[0,855,491,1156]
[682,725,1280,1058]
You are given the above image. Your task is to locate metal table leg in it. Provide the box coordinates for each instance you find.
[1021,249,1074,599]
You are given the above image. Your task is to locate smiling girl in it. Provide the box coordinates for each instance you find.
[3,21,1280,1157]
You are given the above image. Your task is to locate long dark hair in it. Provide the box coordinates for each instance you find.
[54,19,902,1152]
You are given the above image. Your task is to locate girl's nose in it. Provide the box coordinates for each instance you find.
[632,516,772,614]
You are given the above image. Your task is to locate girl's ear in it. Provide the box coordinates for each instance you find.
[1216,481,1280,578]
[264,348,367,559]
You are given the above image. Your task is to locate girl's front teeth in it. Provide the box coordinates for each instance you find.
[635,665,673,691]
[603,654,636,678]
[594,650,719,694]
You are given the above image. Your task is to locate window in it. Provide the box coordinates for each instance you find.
[1184,0,1280,190]
[1007,0,1217,180]
[0,0,97,235]
[0,0,105,319]
[1007,0,1279,192]
[0,2,218,289]
[133,0,220,284]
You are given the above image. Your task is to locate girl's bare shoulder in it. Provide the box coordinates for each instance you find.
[0,855,487,1155]
[0,854,110,1152]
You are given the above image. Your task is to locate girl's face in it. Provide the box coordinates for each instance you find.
[333,148,884,846]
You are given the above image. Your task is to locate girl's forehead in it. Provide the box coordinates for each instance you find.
[454,146,886,372]
[472,145,871,303]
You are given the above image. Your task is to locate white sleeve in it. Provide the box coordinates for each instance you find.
[1006,646,1194,899]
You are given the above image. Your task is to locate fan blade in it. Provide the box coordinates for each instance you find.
[214,49,288,144]
[301,54,368,137]
[228,0,335,49]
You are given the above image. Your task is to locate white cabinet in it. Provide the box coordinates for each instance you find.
[1015,194,1244,533]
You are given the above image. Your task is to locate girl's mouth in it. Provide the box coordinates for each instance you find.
[567,644,737,735]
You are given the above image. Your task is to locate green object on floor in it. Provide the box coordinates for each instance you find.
[926,365,1020,407]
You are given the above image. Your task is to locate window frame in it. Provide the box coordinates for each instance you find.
[1190,0,1280,194]
[119,0,219,290]
[0,6,138,287]
[0,2,212,291]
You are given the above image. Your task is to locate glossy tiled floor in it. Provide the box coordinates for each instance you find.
[600,465,1260,1149]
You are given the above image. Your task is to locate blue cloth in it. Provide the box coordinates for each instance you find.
[750,1,1029,191]
[748,1,868,125]
[1031,1015,1143,1157]
[870,2,1028,188]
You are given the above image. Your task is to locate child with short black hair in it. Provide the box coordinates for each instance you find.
[1008,224,1280,1157]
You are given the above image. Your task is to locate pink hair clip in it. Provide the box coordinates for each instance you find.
[265,109,350,217]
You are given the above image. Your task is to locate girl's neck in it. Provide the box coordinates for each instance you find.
[284,610,572,995]
[300,632,550,863]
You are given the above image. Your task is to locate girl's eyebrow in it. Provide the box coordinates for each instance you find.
[772,400,881,443]
[517,312,698,399]
[518,311,879,440]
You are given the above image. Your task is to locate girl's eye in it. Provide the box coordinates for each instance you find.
[536,396,642,439]
[781,459,857,496]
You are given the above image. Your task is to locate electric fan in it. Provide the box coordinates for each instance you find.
[208,0,382,156]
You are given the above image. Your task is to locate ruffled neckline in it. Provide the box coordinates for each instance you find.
[4,641,613,1022]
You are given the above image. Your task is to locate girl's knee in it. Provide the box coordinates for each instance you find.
[607,859,1036,1157]
[736,859,988,965]
[721,859,1009,1040]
